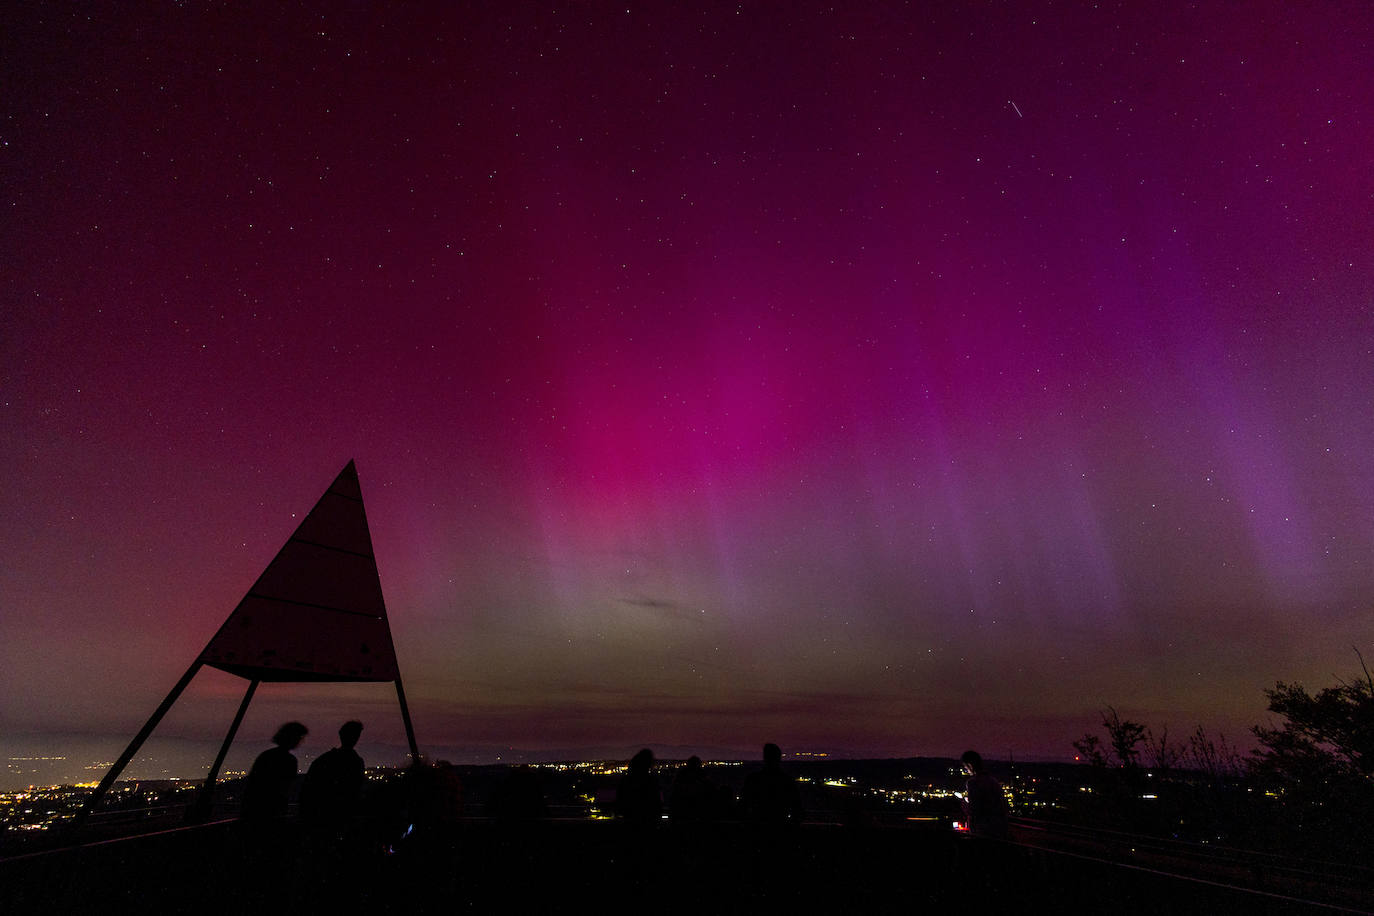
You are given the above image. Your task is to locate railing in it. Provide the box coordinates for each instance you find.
[1008,816,1374,914]
[5,816,1370,915]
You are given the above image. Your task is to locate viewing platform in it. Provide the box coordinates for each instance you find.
[4,816,1369,915]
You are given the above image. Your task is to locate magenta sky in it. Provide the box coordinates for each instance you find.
[3,2,1372,768]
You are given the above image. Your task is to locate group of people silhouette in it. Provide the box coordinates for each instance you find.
[241,720,366,830]
[240,721,1006,841]
[239,727,815,831]
[616,743,804,825]
[223,725,1012,912]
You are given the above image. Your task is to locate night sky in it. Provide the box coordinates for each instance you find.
[3,2,1372,775]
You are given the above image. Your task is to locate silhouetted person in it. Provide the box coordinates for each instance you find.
[402,757,464,832]
[384,758,468,908]
[391,758,466,861]
[615,748,662,824]
[670,755,714,823]
[742,743,802,824]
[301,720,364,830]
[960,750,1009,839]
[242,721,308,822]
[236,722,308,908]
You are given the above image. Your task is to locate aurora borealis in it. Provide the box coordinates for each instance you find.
[2,2,1372,776]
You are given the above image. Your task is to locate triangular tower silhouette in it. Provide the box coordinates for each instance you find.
[199,460,400,682]
[75,461,419,830]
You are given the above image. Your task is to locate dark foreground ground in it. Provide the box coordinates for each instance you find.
[3,818,1368,916]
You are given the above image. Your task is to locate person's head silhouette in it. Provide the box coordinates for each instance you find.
[630,748,655,774]
[273,721,308,750]
[339,720,363,749]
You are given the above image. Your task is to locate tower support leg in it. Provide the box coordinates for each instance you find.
[395,677,420,762]
[71,661,203,835]
[188,678,259,821]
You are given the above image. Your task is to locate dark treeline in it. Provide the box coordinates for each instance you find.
[1062,652,1374,863]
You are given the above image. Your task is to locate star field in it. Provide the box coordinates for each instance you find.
[2,2,1372,770]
